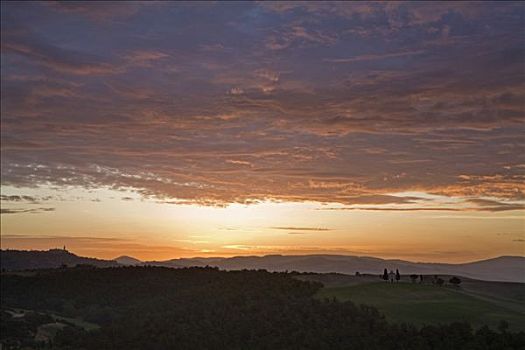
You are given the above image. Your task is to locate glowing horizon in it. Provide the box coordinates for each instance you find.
[1,185,523,263]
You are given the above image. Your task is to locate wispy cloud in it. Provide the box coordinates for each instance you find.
[1,33,122,75]
[270,227,332,232]
[1,207,55,214]
[324,49,425,63]
[44,1,147,22]
[319,207,461,212]
[0,195,38,202]
[318,204,525,212]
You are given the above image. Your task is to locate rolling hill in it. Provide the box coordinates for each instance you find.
[114,255,142,266]
[2,249,524,282]
[316,279,525,331]
[146,254,525,282]
[0,249,118,271]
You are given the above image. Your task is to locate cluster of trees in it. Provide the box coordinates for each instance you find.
[1,266,523,349]
[429,275,462,287]
[449,276,462,287]
[381,269,463,288]
[382,268,400,283]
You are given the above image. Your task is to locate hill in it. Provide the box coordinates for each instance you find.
[148,254,525,282]
[2,267,524,349]
[0,249,118,271]
[3,250,524,282]
[447,256,525,283]
[113,255,142,266]
[315,278,525,331]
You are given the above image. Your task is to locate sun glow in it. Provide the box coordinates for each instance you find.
[1,185,523,262]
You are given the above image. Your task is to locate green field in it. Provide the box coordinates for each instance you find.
[316,281,525,331]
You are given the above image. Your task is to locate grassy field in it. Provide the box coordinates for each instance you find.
[316,281,525,331]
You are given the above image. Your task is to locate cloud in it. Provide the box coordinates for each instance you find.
[1,1,524,208]
[123,50,170,66]
[324,49,426,63]
[467,198,514,207]
[229,87,244,95]
[1,207,55,214]
[265,25,337,50]
[464,198,525,211]
[0,195,37,202]
[343,195,423,205]
[0,234,123,241]
[319,207,462,212]
[259,2,379,20]
[1,31,121,75]
[318,204,525,212]
[45,1,145,21]
[270,227,332,232]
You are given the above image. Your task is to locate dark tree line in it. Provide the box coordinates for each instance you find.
[1,266,523,349]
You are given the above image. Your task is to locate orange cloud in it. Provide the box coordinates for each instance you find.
[1,1,524,209]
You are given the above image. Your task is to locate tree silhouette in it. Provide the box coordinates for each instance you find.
[395,269,400,282]
[410,274,418,283]
[436,277,445,287]
[449,276,461,287]
[382,268,388,281]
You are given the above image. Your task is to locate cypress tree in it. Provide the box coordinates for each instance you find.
[382,268,388,281]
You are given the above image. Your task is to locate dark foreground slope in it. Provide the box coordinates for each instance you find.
[2,267,524,350]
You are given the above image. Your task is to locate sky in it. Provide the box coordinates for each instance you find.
[1,1,524,262]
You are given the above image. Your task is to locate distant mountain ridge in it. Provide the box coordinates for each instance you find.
[145,254,525,283]
[1,249,524,282]
[114,255,142,266]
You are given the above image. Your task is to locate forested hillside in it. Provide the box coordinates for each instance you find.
[2,266,524,349]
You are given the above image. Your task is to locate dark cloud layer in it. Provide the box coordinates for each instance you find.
[1,208,55,215]
[1,2,524,208]
[0,195,37,202]
[318,204,525,212]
